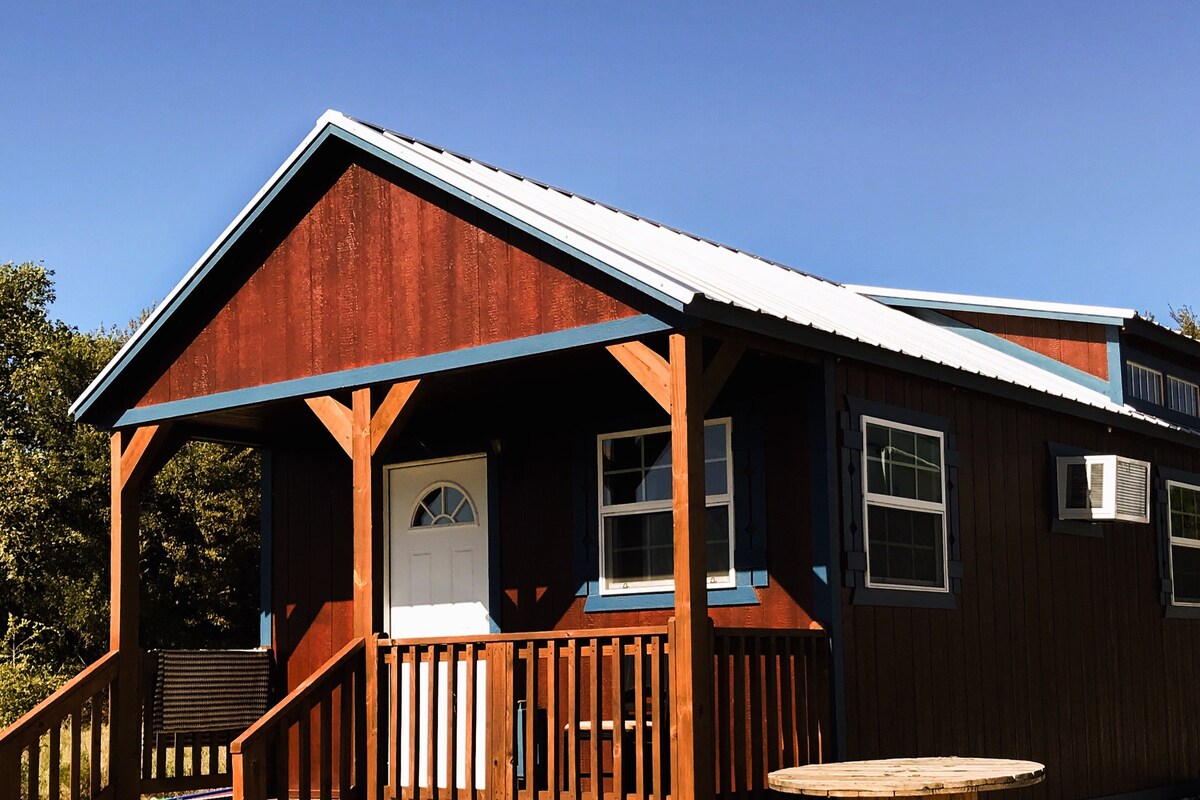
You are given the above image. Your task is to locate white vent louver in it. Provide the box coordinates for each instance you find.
[1056,455,1150,523]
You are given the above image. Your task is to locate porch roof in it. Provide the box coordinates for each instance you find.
[71,110,1192,437]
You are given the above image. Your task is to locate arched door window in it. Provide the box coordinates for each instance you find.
[411,483,477,527]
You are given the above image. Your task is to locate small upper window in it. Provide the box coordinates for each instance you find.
[1127,362,1164,405]
[412,484,476,527]
[862,417,948,591]
[1168,481,1200,606]
[597,420,734,594]
[1167,376,1199,417]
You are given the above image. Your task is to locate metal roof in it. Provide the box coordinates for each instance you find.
[69,110,1192,436]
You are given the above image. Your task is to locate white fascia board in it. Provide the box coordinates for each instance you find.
[846,284,1135,321]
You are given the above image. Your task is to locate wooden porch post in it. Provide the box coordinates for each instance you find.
[668,330,716,800]
[306,380,420,800]
[110,424,175,800]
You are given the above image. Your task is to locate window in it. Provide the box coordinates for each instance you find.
[412,483,476,527]
[1168,481,1200,607]
[1127,362,1164,405]
[597,420,734,594]
[1168,376,1200,418]
[862,416,949,591]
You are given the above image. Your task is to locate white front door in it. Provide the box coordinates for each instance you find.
[386,453,493,637]
[385,454,491,791]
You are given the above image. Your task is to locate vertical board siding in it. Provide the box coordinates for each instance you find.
[136,161,642,409]
[836,359,1200,800]
[943,311,1111,380]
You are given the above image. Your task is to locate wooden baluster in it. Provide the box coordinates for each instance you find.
[425,646,438,798]
[275,728,289,800]
[713,635,728,797]
[733,636,747,800]
[70,710,82,800]
[28,735,41,800]
[0,750,17,800]
[406,647,418,798]
[464,644,477,800]
[341,664,354,800]
[650,637,663,800]
[89,691,102,797]
[299,703,313,800]
[546,640,558,800]
[386,650,398,799]
[523,643,535,800]
[784,639,800,766]
[47,719,61,800]
[765,638,781,776]
[611,638,624,800]
[447,644,458,798]
[567,639,579,800]
[633,637,646,800]
[748,637,764,792]
[586,639,599,800]
[320,692,333,799]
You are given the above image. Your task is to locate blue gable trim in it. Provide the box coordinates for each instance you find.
[1106,325,1125,403]
[76,122,685,425]
[911,308,1114,396]
[114,315,672,427]
[866,294,1128,325]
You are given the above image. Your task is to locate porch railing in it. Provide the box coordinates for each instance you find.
[231,637,367,800]
[377,626,672,800]
[711,627,828,798]
[0,650,117,800]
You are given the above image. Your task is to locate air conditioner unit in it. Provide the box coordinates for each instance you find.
[1056,455,1151,523]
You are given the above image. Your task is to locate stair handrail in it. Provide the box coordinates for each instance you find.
[0,649,120,795]
[231,636,365,800]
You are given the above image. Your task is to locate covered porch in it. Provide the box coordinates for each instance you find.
[0,328,832,800]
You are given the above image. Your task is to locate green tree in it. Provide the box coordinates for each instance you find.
[0,261,260,722]
[1170,305,1199,340]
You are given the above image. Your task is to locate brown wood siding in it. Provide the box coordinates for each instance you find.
[836,359,1200,800]
[943,310,1110,379]
[137,161,641,408]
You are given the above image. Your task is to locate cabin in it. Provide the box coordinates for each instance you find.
[2,110,1200,800]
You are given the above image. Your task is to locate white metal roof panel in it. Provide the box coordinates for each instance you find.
[69,110,1192,436]
[844,284,1135,321]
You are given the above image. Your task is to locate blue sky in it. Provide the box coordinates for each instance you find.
[2,2,1199,330]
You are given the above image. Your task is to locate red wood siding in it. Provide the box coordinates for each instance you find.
[271,443,354,694]
[943,311,1110,379]
[137,162,641,408]
[836,359,1200,800]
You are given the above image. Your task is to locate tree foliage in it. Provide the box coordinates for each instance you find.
[0,262,260,721]
[1171,305,1199,340]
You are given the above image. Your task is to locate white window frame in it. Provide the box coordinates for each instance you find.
[1167,375,1200,417]
[1127,361,1164,405]
[861,415,950,593]
[596,418,735,595]
[1167,479,1200,608]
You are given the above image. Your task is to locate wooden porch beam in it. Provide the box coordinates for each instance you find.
[305,396,353,457]
[607,340,671,413]
[668,330,715,800]
[370,379,421,457]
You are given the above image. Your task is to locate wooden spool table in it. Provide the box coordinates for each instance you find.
[768,757,1045,799]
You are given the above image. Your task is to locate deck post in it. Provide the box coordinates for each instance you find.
[669,330,716,800]
[109,424,175,800]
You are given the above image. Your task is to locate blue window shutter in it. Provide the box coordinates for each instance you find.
[572,433,598,596]
[732,408,769,587]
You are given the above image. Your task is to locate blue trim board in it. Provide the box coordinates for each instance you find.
[912,308,1114,396]
[77,122,683,424]
[114,314,671,427]
[865,294,1128,326]
[583,585,758,612]
[1105,325,1124,403]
